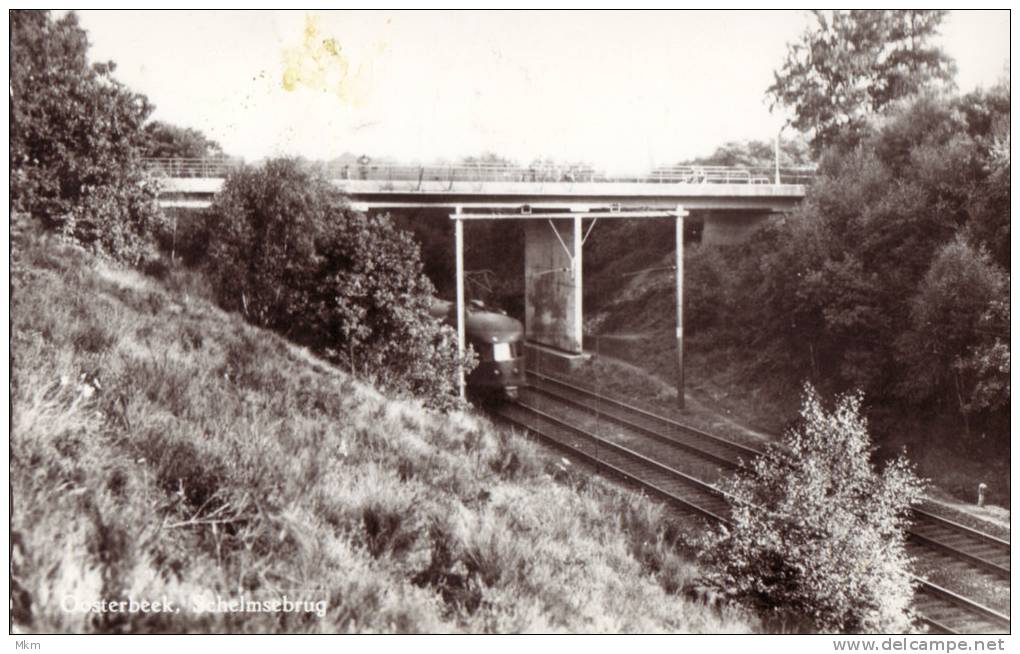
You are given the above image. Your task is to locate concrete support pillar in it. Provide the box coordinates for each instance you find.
[524,217,584,354]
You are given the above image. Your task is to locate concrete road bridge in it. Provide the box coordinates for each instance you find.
[147,158,814,245]
[145,157,816,398]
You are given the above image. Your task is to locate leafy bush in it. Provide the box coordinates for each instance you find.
[703,385,925,633]
[10,11,166,264]
[205,158,470,407]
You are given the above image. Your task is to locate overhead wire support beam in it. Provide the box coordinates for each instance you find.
[581,218,599,246]
[547,219,575,266]
[452,210,675,221]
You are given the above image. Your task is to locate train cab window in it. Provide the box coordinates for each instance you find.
[493,342,513,362]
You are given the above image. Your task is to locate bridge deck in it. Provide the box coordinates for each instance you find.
[159,177,806,212]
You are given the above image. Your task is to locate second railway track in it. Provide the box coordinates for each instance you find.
[527,369,1010,578]
[494,370,1011,635]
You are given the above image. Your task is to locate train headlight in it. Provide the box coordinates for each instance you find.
[493,343,513,362]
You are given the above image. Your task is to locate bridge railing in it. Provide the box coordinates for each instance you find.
[143,158,817,186]
[646,165,817,185]
[143,157,244,178]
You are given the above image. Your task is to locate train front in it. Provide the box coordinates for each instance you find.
[464,305,526,399]
[430,299,526,400]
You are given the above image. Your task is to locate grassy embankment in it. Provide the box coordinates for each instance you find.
[10,224,755,633]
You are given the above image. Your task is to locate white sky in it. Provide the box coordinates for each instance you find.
[76,10,1009,173]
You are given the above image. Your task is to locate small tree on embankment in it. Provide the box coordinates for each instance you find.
[205,158,470,408]
[703,385,925,633]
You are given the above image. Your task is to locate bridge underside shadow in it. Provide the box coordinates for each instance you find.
[697,210,777,246]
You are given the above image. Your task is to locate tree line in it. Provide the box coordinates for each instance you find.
[586,11,1008,452]
[744,11,1008,446]
[698,12,1006,631]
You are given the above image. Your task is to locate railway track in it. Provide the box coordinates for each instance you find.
[493,370,1010,634]
[526,370,1011,578]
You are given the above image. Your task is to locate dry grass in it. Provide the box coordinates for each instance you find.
[11,227,757,634]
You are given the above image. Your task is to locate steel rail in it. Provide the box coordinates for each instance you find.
[524,383,739,469]
[495,401,732,524]
[517,371,1010,633]
[496,395,1009,634]
[914,579,1012,633]
[528,368,763,459]
[912,508,1011,549]
[527,369,1010,577]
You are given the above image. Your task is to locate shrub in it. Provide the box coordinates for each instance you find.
[703,385,925,633]
[684,244,735,336]
[205,158,471,408]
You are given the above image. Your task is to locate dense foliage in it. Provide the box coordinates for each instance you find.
[681,137,813,168]
[768,10,956,153]
[205,159,471,406]
[142,120,225,159]
[10,10,166,264]
[704,386,924,632]
[672,88,1009,450]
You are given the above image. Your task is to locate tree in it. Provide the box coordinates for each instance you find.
[10,10,165,263]
[961,81,1011,270]
[956,299,1010,417]
[724,92,1007,415]
[206,159,470,407]
[142,121,224,159]
[767,11,956,153]
[897,237,1008,425]
[703,385,924,633]
[679,137,813,168]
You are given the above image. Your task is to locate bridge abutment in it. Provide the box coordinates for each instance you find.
[700,211,775,245]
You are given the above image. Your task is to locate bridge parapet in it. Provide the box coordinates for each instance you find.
[143,158,816,186]
[143,157,244,178]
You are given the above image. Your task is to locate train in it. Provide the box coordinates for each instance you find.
[430,298,526,399]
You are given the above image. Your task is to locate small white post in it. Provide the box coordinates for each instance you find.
[454,207,466,399]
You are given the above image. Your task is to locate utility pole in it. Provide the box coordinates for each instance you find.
[675,205,689,410]
[572,215,583,353]
[454,207,466,399]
